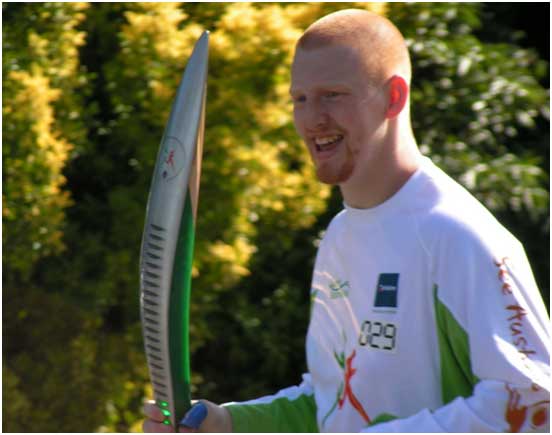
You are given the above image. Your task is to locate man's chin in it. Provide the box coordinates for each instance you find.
[316,161,354,185]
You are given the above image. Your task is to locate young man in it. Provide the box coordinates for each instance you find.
[144,9,550,433]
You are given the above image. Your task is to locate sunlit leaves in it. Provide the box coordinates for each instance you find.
[3,2,88,280]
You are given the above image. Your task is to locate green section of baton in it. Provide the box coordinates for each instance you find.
[169,188,195,426]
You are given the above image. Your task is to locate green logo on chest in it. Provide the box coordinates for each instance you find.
[329,279,350,299]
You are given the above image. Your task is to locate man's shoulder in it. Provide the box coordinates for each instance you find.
[416,162,521,255]
[320,208,347,243]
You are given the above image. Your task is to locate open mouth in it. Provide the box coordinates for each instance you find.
[314,134,344,153]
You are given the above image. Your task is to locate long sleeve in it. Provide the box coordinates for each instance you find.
[363,220,550,433]
[222,373,318,432]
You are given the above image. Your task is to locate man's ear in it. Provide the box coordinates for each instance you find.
[385,75,408,119]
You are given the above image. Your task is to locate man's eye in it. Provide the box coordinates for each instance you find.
[293,95,306,103]
[325,92,341,99]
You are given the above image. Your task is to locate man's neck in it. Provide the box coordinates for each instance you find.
[340,136,422,209]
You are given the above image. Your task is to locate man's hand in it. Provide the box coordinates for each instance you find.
[142,400,232,433]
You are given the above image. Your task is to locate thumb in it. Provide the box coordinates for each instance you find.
[179,402,208,431]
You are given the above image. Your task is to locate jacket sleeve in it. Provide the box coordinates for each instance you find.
[363,227,550,433]
[222,373,318,432]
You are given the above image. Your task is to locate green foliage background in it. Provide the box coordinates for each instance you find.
[3,2,549,432]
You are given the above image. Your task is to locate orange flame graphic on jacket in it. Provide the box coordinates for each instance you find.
[321,348,371,429]
[339,349,371,424]
[505,384,549,432]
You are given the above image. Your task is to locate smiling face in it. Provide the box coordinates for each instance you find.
[290,43,387,185]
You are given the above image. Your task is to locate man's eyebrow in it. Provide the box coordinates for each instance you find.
[289,83,350,95]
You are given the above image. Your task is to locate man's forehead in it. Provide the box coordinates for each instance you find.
[293,42,362,64]
[291,44,369,88]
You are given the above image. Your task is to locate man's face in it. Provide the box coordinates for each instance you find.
[290,44,386,185]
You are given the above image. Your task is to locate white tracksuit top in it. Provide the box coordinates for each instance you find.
[225,157,550,433]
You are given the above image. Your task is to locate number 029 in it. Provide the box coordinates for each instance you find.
[358,320,397,351]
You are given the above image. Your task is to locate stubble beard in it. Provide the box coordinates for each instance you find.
[315,144,355,185]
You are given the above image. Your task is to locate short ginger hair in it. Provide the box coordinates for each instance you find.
[296,9,411,86]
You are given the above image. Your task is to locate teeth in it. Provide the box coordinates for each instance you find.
[314,135,343,151]
[315,135,341,146]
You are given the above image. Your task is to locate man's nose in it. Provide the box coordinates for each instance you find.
[305,100,329,129]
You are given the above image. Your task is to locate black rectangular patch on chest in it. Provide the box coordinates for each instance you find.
[374,273,399,309]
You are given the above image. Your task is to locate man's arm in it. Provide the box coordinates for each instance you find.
[223,373,319,433]
[363,230,550,433]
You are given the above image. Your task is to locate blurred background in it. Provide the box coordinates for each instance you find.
[2,2,549,432]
